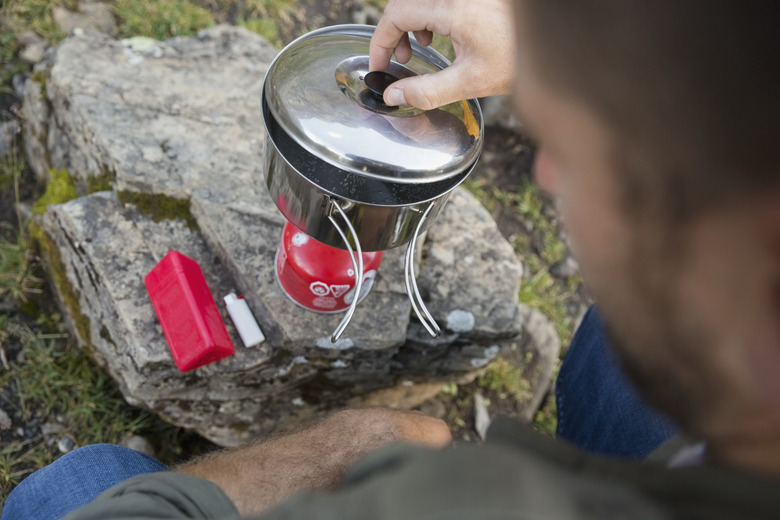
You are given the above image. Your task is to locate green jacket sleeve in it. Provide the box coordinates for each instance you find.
[62,472,240,520]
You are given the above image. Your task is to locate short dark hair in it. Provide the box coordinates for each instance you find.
[520,0,780,220]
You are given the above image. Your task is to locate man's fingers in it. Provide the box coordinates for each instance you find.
[413,29,434,47]
[369,0,453,71]
[369,34,396,72]
[394,32,412,64]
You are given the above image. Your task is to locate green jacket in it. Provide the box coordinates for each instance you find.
[65,419,780,520]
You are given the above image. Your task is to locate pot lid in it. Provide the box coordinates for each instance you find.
[263,25,483,184]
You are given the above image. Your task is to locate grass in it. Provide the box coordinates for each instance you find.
[237,0,298,48]
[1,0,69,43]
[0,229,40,305]
[477,358,531,403]
[0,311,208,500]
[113,0,215,40]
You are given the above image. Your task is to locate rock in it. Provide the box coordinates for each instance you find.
[473,392,490,441]
[0,120,20,157]
[12,73,27,98]
[415,396,447,419]
[481,96,523,133]
[23,26,549,446]
[551,256,580,279]
[0,407,11,430]
[40,422,62,436]
[122,435,155,458]
[510,306,561,422]
[417,189,524,338]
[20,42,47,64]
[57,435,75,453]
[16,31,42,47]
[18,31,47,64]
[53,2,117,36]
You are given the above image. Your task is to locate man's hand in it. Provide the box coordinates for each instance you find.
[176,408,451,516]
[369,0,514,110]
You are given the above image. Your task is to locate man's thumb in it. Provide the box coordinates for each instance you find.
[382,67,467,111]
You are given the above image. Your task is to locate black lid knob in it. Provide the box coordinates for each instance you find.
[364,71,399,98]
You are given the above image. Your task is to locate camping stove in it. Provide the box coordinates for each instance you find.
[275,221,383,314]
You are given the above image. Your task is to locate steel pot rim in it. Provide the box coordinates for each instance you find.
[262,94,476,208]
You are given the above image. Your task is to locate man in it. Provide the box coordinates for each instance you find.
[5,0,780,518]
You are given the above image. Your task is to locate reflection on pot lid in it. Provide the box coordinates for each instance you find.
[263,24,483,184]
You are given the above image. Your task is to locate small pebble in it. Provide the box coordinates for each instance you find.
[0,408,11,430]
[474,393,491,441]
[122,435,155,458]
[58,435,76,453]
[551,257,580,279]
[40,422,62,436]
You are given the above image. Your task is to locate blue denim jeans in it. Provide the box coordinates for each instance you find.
[556,305,678,459]
[1,444,166,520]
[3,306,677,519]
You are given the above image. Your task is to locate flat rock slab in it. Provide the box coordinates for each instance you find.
[25,26,559,446]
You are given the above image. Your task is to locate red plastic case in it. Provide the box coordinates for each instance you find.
[145,250,234,372]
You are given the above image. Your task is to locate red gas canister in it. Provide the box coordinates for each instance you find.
[275,222,383,313]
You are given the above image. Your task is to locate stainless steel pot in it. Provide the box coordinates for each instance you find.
[261,24,484,339]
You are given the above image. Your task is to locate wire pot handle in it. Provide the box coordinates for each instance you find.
[405,201,441,338]
[326,199,364,343]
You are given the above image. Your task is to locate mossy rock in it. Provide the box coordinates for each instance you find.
[32,168,77,216]
[29,221,92,348]
[116,190,199,231]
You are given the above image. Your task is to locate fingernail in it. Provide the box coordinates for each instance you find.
[385,87,406,107]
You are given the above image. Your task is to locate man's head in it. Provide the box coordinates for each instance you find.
[512,0,780,470]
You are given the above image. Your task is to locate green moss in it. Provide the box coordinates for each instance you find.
[477,357,531,402]
[29,222,91,347]
[84,163,115,194]
[32,168,77,215]
[86,173,113,194]
[30,70,50,103]
[113,0,214,40]
[116,190,198,230]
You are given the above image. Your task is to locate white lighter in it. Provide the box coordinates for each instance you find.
[223,293,265,348]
